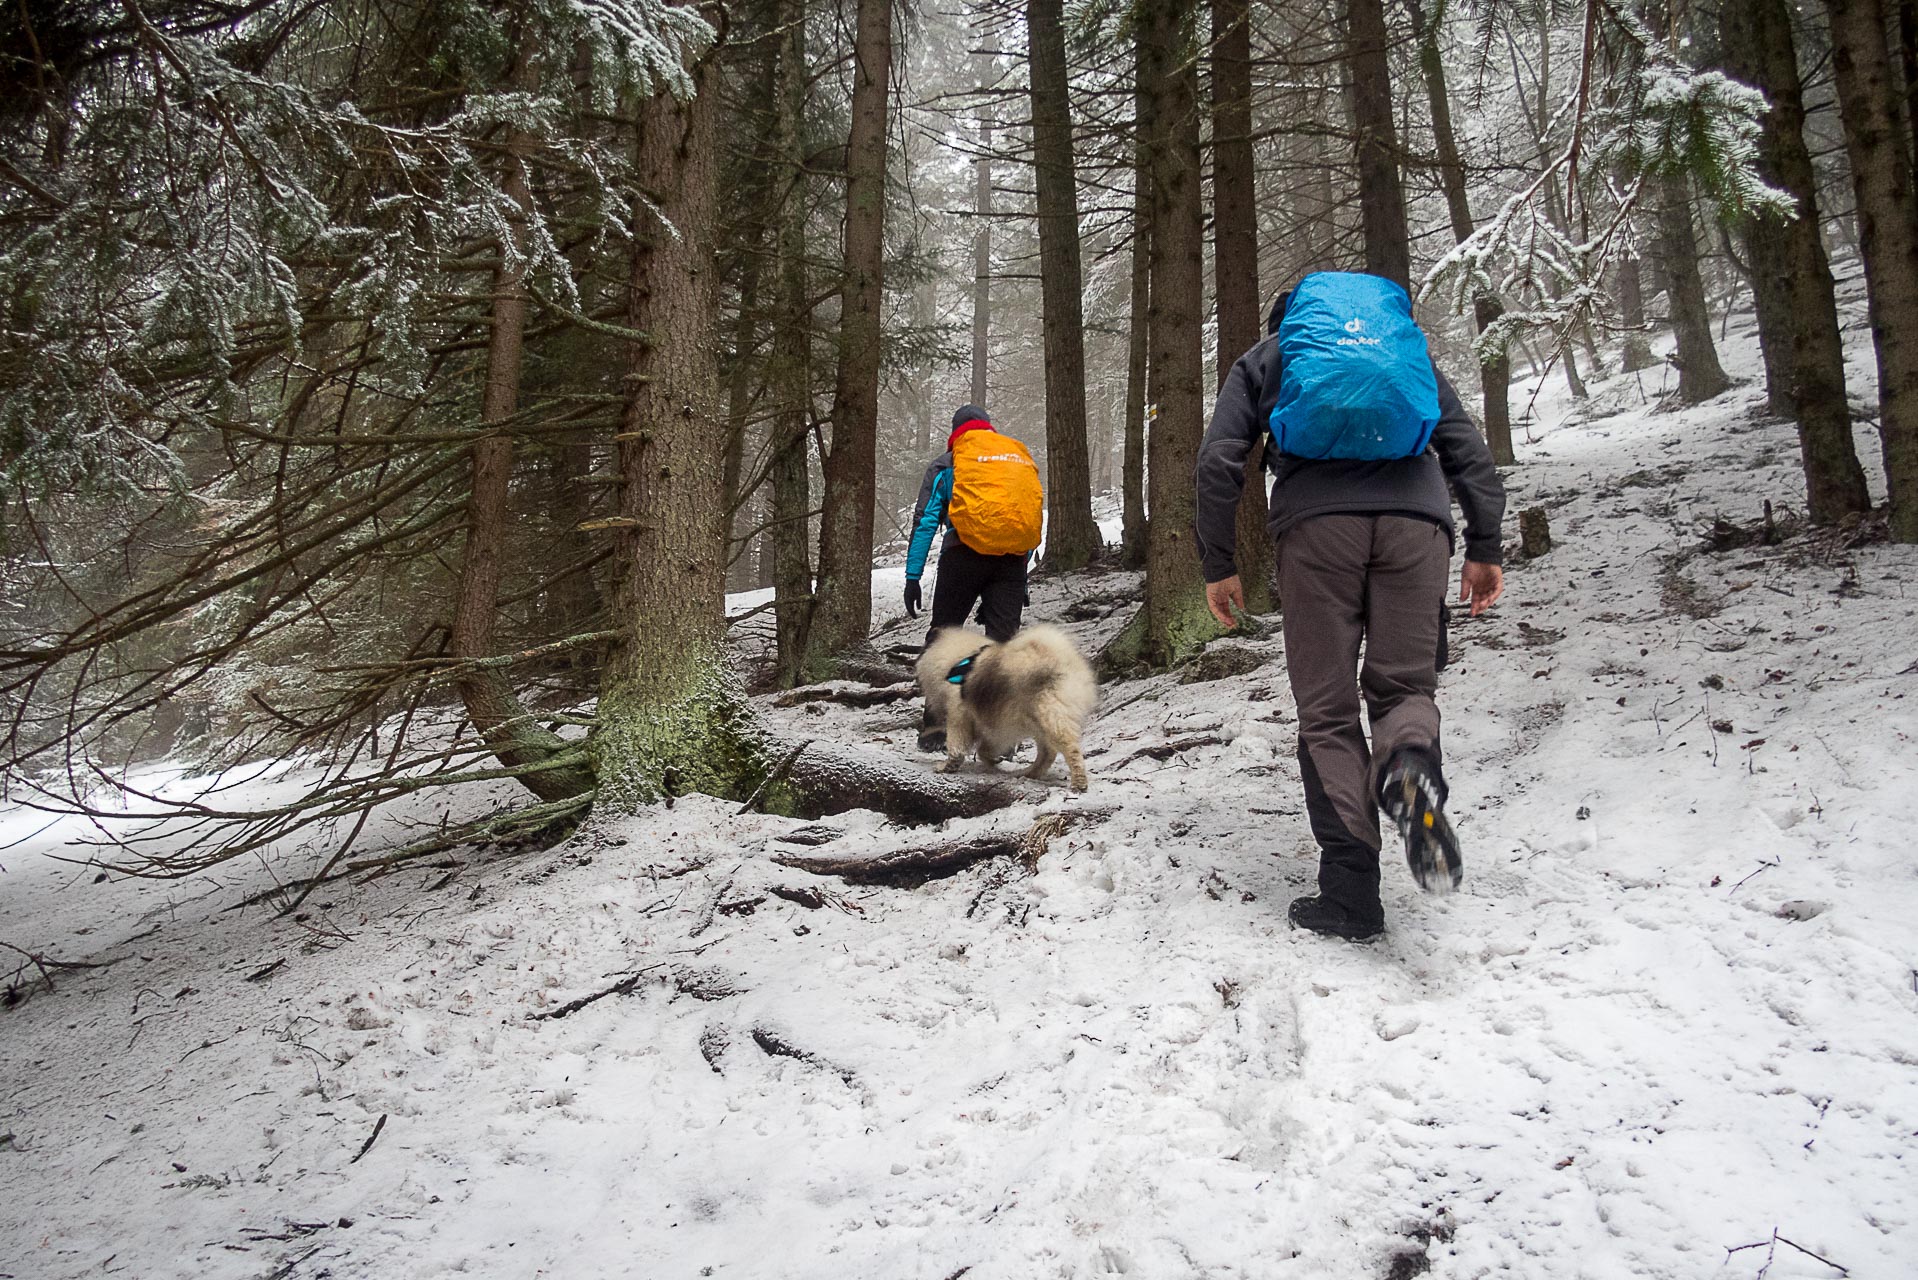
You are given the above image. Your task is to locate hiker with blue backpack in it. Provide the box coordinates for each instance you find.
[1195,271,1506,941]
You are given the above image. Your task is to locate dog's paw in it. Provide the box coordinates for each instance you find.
[935,758,961,774]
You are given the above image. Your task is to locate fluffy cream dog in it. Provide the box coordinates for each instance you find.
[915,624,1097,791]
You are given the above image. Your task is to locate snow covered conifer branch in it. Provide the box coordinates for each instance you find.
[1420,0,1791,369]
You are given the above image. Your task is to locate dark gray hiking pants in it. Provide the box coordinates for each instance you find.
[1278,514,1450,917]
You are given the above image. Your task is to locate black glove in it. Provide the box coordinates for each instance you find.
[904,579,922,617]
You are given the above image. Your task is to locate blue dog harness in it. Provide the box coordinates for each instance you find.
[946,653,981,686]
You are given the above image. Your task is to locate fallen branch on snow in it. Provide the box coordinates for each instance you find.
[530,962,669,1021]
[349,1114,387,1164]
[1111,733,1228,769]
[1724,1228,1847,1276]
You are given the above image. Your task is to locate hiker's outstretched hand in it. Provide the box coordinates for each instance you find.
[1460,561,1503,617]
[1205,575,1245,629]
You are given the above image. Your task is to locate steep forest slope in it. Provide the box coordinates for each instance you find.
[2,306,1915,1279]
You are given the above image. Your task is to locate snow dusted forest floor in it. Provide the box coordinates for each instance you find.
[5,302,1918,1280]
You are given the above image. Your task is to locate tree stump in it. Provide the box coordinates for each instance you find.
[1519,506,1552,559]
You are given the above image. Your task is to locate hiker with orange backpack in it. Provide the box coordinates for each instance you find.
[903,405,1045,643]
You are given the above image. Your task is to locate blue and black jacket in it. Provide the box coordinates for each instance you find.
[905,451,954,581]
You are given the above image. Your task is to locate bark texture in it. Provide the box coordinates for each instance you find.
[768,0,814,685]
[723,165,768,594]
[1210,0,1271,608]
[804,0,891,679]
[595,61,771,808]
[1723,0,1871,522]
[1615,256,1658,372]
[1406,0,1513,465]
[1828,0,1918,539]
[1139,0,1216,667]
[971,107,992,406]
[1121,37,1151,570]
[1347,0,1411,290]
[1657,175,1732,403]
[451,110,593,803]
[1027,0,1100,570]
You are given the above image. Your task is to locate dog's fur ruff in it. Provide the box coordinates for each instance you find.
[915,624,1097,791]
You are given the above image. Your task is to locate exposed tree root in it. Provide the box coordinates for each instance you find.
[775,805,1117,887]
[773,681,917,709]
[750,1025,858,1086]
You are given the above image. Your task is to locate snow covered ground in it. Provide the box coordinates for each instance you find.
[4,301,1916,1279]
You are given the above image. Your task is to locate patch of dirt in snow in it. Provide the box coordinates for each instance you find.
[5,316,1918,1279]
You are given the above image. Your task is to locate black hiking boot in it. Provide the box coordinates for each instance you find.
[1380,748,1463,895]
[1287,895,1385,942]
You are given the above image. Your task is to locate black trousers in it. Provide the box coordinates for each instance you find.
[927,538,1026,642]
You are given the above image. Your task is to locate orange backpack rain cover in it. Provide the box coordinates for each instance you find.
[948,428,1044,556]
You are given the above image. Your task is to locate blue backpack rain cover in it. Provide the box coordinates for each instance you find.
[1268,272,1441,461]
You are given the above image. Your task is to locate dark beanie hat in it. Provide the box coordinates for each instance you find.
[951,404,991,430]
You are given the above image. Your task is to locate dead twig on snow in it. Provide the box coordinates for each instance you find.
[348,1114,387,1164]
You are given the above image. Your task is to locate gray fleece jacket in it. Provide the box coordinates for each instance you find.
[1194,333,1506,583]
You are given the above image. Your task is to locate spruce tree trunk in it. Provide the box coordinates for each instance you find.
[595,61,771,807]
[1139,0,1215,667]
[1121,39,1151,571]
[1027,0,1100,570]
[1347,0,1411,289]
[769,0,814,684]
[1828,0,1918,539]
[724,187,766,594]
[1724,208,1796,415]
[451,113,593,803]
[1616,256,1658,372]
[1405,0,1513,465]
[1723,0,1871,522]
[1210,0,1271,609]
[972,107,992,406]
[1303,128,1340,273]
[1902,0,1918,172]
[804,0,891,679]
[1657,174,1733,403]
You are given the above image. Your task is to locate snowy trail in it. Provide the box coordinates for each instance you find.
[5,319,1918,1278]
